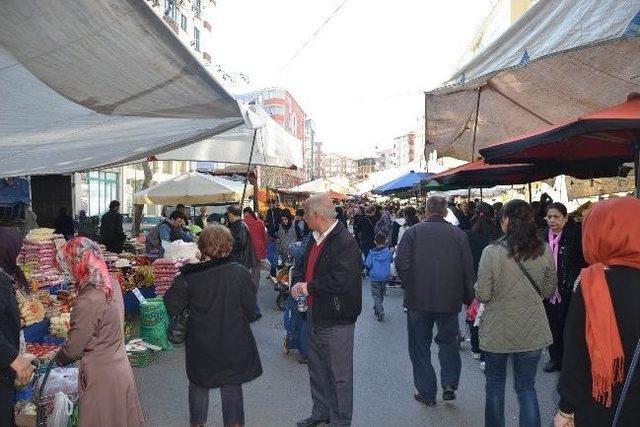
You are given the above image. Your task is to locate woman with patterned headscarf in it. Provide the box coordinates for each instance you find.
[55,237,144,427]
[555,197,640,427]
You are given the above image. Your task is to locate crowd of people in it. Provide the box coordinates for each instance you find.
[1,192,640,427]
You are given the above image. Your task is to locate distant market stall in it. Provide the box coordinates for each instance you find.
[372,171,431,196]
[133,172,251,206]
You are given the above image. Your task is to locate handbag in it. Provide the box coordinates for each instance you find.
[612,338,640,427]
[167,306,189,345]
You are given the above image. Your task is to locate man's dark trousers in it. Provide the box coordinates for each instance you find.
[307,307,355,426]
[407,309,461,401]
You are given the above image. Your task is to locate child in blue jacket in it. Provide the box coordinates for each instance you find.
[365,233,393,321]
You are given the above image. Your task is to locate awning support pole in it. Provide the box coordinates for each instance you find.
[241,129,258,207]
[480,187,483,201]
[470,87,482,162]
[528,182,533,203]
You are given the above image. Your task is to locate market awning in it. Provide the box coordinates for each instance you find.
[424,0,640,161]
[133,172,251,205]
[372,171,431,195]
[283,176,354,195]
[153,106,304,169]
[0,0,245,177]
[425,159,630,189]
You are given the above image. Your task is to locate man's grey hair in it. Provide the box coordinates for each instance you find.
[305,195,336,220]
[426,196,448,217]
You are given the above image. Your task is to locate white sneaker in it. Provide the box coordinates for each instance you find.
[472,352,482,360]
[480,361,486,371]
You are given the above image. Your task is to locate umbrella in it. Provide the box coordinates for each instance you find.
[372,171,432,195]
[425,159,630,189]
[133,172,251,205]
[479,95,640,192]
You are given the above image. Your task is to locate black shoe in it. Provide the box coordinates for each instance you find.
[543,361,561,373]
[298,355,309,364]
[296,417,328,427]
[442,385,456,401]
[414,393,436,407]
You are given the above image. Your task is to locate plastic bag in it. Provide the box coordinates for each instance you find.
[162,240,198,261]
[140,297,172,350]
[37,367,78,397]
[46,392,73,427]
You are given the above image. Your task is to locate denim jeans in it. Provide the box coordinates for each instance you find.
[370,281,386,314]
[188,382,244,426]
[267,240,279,277]
[406,310,461,401]
[484,350,541,427]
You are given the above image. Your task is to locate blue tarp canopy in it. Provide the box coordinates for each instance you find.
[372,171,431,195]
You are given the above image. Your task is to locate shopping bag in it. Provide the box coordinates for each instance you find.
[46,392,73,427]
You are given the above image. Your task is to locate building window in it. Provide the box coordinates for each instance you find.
[84,172,118,217]
[193,0,202,18]
[193,27,200,51]
[164,0,176,20]
[180,14,187,31]
[163,162,173,174]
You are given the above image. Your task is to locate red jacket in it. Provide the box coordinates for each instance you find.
[244,214,267,260]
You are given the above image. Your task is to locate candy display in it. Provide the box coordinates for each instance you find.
[15,291,46,326]
[17,228,66,291]
[49,313,71,338]
[152,258,186,296]
[25,343,60,361]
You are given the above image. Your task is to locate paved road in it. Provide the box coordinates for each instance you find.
[134,276,560,426]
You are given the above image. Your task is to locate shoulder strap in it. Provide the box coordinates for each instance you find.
[612,338,640,427]
[501,242,542,296]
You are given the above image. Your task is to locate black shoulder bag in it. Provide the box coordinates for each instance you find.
[167,304,189,345]
[612,338,640,427]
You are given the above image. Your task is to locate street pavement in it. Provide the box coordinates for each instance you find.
[134,276,560,426]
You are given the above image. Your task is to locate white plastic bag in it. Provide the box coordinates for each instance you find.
[46,392,73,427]
[162,240,198,261]
[38,367,78,397]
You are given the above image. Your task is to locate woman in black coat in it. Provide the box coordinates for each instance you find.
[542,202,586,373]
[164,225,262,427]
[0,229,34,426]
[555,197,640,427]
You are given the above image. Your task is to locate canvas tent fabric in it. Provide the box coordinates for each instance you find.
[154,106,304,169]
[424,0,640,160]
[372,171,431,195]
[0,0,245,178]
[133,172,251,205]
[283,176,353,195]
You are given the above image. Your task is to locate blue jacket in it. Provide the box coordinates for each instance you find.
[365,246,392,281]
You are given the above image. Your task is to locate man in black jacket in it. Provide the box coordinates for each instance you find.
[226,205,256,272]
[100,200,126,253]
[291,195,362,427]
[395,196,475,406]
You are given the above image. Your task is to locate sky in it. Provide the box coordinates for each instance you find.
[210,0,495,157]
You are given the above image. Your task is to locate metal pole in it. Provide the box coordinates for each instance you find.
[470,87,482,162]
[480,187,483,201]
[241,129,258,207]
[528,182,533,203]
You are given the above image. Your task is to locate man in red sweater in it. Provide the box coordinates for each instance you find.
[291,195,362,427]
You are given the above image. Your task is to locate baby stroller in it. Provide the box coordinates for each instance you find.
[281,239,310,362]
[274,263,292,311]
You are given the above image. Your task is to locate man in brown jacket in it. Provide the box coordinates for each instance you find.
[395,196,475,406]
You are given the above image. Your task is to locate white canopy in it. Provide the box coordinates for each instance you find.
[0,0,245,178]
[283,176,353,195]
[154,106,304,169]
[425,0,640,160]
[133,172,252,205]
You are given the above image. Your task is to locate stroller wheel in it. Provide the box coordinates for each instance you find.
[276,292,288,311]
[282,337,289,354]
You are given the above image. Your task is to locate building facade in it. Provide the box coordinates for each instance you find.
[356,158,377,179]
[320,152,357,178]
[393,132,416,167]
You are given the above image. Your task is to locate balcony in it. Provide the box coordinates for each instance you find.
[202,52,211,64]
[162,14,179,34]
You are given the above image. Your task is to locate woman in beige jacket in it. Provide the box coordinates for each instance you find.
[475,199,556,427]
[55,237,144,426]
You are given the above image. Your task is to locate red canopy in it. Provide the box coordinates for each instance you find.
[479,96,640,165]
[428,158,630,188]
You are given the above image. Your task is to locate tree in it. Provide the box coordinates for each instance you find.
[132,162,154,237]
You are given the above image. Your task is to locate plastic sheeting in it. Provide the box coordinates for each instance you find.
[0,0,244,178]
[283,176,353,195]
[154,106,304,169]
[133,172,251,205]
[425,0,640,160]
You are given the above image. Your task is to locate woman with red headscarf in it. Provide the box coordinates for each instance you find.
[55,237,144,426]
[555,197,640,426]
